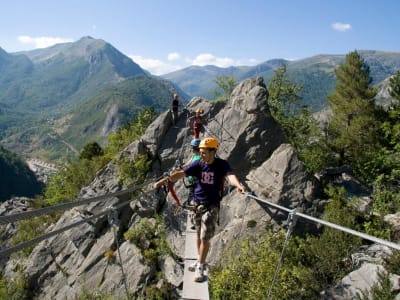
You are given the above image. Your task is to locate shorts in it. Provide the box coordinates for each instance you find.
[193,204,219,241]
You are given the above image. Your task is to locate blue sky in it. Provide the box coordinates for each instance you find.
[1,0,399,75]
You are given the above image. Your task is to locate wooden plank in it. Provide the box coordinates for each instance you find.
[182,259,209,300]
[184,231,198,260]
[182,214,209,300]
[186,214,196,233]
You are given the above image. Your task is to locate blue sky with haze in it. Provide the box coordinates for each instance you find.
[1,0,399,75]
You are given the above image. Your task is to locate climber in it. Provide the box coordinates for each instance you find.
[181,138,201,227]
[181,138,201,169]
[171,93,180,128]
[153,137,246,282]
[187,108,203,139]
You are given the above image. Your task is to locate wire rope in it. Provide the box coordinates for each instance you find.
[0,179,157,225]
[0,196,133,257]
[266,209,297,300]
[245,193,400,251]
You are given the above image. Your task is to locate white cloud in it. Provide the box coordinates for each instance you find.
[129,54,181,75]
[18,35,74,48]
[130,52,259,75]
[331,22,352,32]
[192,53,235,67]
[167,52,180,61]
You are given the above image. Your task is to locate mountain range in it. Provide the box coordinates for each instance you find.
[161,51,400,111]
[1,36,399,163]
[0,37,182,161]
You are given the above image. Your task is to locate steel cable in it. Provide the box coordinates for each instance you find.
[245,192,400,251]
[0,179,157,225]
[0,198,133,258]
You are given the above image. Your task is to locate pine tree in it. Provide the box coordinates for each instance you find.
[389,70,400,101]
[327,51,379,181]
[385,71,400,153]
[268,65,331,173]
[372,71,400,215]
[267,64,302,122]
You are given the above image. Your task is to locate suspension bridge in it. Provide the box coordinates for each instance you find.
[1,107,399,299]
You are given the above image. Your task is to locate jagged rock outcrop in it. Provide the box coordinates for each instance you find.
[321,244,400,299]
[4,76,396,299]
[0,197,35,270]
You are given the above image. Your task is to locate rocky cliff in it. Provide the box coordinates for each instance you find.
[2,77,397,299]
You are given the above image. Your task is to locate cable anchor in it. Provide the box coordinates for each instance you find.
[107,205,119,226]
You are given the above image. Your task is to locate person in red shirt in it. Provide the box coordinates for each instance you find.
[187,108,203,138]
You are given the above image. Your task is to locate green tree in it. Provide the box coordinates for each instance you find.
[267,65,330,173]
[386,71,400,151]
[389,70,400,100]
[79,142,104,160]
[0,146,43,201]
[267,64,302,123]
[370,71,400,215]
[289,186,362,289]
[327,51,379,183]
[211,75,236,101]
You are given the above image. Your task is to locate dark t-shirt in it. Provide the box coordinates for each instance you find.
[184,158,232,204]
[172,99,179,112]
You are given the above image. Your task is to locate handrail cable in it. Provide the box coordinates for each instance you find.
[245,193,400,251]
[107,206,130,300]
[266,209,297,300]
[0,197,134,258]
[0,179,157,225]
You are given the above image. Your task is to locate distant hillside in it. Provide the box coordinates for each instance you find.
[1,37,145,114]
[0,146,43,201]
[0,75,180,161]
[161,59,287,99]
[162,51,400,112]
[59,75,179,151]
[0,37,180,162]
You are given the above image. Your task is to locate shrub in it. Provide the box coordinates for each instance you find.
[210,233,318,300]
[0,266,28,299]
[383,250,400,275]
[124,217,171,266]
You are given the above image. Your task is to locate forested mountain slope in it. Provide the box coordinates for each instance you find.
[0,147,43,201]
[0,37,180,161]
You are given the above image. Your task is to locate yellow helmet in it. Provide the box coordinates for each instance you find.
[199,137,218,150]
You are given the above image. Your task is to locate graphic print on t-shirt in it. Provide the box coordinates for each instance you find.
[201,172,214,184]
